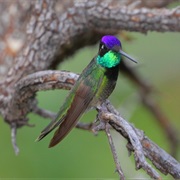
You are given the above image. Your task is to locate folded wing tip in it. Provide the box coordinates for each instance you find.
[35,133,46,142]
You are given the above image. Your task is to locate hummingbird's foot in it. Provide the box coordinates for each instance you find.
[92,101,113,134]
[92,120,106,132]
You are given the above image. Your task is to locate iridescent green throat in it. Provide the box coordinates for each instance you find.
[96,50,121,68]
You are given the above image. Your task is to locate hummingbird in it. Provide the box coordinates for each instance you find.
[36,35,137,147]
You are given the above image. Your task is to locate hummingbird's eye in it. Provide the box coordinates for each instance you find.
[101,44,108,51]
[99,43,109,57]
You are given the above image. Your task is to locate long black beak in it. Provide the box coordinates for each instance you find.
[119,50,137,63]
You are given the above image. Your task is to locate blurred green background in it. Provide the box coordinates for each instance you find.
[0,32,180,179]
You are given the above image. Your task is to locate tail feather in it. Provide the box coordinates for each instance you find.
[36,71,97,147]
[48,113,81,147]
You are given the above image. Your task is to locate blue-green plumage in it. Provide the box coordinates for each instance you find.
[36,35,137,147]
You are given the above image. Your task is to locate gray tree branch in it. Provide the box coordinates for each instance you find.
[10,70,180,179]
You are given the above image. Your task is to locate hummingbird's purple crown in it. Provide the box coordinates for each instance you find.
[101,35,121,49]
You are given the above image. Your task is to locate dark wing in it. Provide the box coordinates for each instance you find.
[36,57,101,147]
[48,83,94,147]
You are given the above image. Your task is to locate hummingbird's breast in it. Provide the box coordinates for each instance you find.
[92,64,119,106]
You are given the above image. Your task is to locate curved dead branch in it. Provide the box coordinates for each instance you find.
[10,70,180,179]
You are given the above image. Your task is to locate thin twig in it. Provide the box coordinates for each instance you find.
[105,123,125,180]
[11,123,19,155]
[105,101,180,179]
[96,101,160,179]
[101,112,161,179]
[76,122,94,131]
[33,106,56,119]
